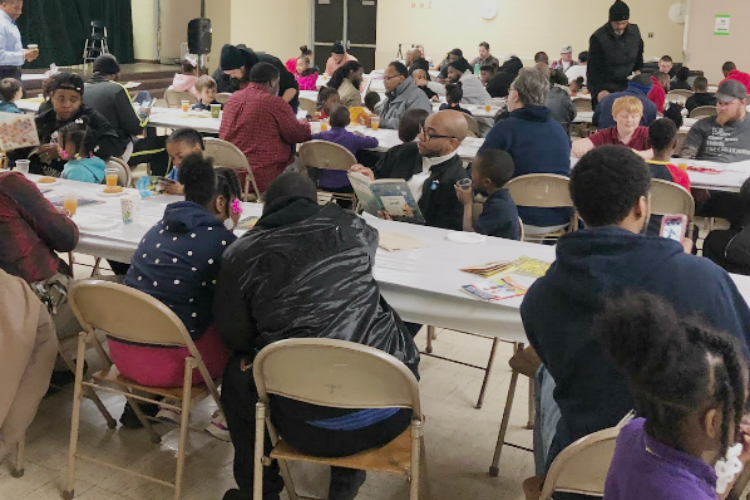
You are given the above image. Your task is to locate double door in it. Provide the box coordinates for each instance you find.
[313,0,377,73]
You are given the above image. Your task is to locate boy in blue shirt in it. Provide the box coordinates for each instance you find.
[162,128,205,194]
[455,149,521,240]
[0,78,22,113]
[191,75,222,112]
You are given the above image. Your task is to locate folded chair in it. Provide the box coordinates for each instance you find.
[63,280,223,500]
[252,338,429,500]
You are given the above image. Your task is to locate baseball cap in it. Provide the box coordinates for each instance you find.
[716,80,747,102]
[561,45,573,54]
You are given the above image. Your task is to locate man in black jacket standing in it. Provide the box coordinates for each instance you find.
[587,0,644,108]
[214,173,420,500]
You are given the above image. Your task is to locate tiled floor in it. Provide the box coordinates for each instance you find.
[0,257,534,500]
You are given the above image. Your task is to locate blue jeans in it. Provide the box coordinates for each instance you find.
[533,365,561,477]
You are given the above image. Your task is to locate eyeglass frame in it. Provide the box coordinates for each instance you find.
[419,124,457,141]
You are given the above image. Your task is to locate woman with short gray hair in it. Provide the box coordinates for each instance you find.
[510,68,550,108]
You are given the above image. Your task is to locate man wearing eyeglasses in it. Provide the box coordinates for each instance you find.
[350,110,468,230]
[374,61,432,129]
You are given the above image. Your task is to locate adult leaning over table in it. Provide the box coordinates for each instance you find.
[8,72,122,177]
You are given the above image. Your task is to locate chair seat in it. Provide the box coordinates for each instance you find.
[90,365,210,401]
[270,427,413,477]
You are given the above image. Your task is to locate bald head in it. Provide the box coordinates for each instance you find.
[417,110,468,158]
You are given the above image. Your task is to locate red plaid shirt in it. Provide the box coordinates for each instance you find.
[219,83,311,192]
[0,172,79,283]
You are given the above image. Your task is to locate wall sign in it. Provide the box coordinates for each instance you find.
[714,15,730,36]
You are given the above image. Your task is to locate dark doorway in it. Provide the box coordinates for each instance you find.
[313,0,377,73]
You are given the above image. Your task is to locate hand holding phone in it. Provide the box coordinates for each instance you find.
[660,214,688,243]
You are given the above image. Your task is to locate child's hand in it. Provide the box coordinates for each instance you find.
[455,185,473,206]
[163,180,185,195]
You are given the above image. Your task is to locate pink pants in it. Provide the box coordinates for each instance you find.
[108,326,230,388]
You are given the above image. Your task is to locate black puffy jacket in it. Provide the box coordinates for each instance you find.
[587,22,644,94]
[213,197,420,376]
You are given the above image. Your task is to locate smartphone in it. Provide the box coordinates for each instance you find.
[660,214,688,242]
[140,99,154,109]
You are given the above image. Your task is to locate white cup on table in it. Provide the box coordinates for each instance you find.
[13,159,30,174]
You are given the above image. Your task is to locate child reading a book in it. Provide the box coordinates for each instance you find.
[455,149,520,240]
[317,87,340,119]
[162,128,205,195]
[0,78,22,113]
[191,75,221,112]
[60,118,107,184]
[439,83,472,116]
[595,292,750,500]
[312,105,378,192]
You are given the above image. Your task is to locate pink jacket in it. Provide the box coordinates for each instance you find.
[295,71,319,91]
[172,74,201,99]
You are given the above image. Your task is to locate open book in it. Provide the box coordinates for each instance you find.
[0,112,39,151]
[348,171,425,224]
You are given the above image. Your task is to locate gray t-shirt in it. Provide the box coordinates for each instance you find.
[680,114,750,163]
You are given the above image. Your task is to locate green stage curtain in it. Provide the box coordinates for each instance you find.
[16,0,134,69]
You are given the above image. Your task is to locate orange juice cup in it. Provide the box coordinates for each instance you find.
[63,192,78,217]
[485,104,491,112]
[320,119,329,132]
[105,167,119,188]
[678,163,688,171]
[181,100,190,112]
[371,116,380,131]
[583,89,590,95]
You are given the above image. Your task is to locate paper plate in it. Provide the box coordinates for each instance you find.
[36,178,59,186]
[99,189,127,197]
[72,214,119,232]
[445,232,486,244]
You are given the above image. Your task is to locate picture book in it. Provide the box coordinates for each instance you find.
[461,256,551,279]
[236,216,259,230]
[0,112,39,151]
[461,276,528,302]
[348,171,425,224]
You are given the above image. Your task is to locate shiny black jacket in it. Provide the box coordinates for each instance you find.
[213,198,420,376]
[587,23,644,93]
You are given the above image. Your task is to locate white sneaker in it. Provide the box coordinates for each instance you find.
[156,398,182,424]
[206,410,231,441]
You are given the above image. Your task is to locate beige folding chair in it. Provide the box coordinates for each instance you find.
[164,89,198,109]
[216,92,232,104]
[63,280,224,500]
[650,178,695,239]
[106,157,133,187]
[463,113,481,138]
[204,137,262,202]
[506,174,578,243]
[670,89,694,98]
[572,97,592,113]
[665,92,687,103]
[298,140,358,204]
[298,97,318,116]
[252,338,428,500]
[690,106,717,119]
[11,439,24,477]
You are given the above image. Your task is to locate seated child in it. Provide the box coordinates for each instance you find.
[369,108,430,178]
[455,149,520,240]
[439,83,472,115]
[0,78,22,113]
[569,76,584,95]
[364,91,381,113]
[171,57,200,100]
[648,71,670,113]
[480,65,496,86]
[294,55,319,91]
[60,118,107,184]
[312,105,378,191]
[595,293,750,500]
[191,75,221,111]
[163,127,205,195]
[412,68,438,100]
[316,87,340,120]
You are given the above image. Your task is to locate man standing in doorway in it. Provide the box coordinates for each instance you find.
[0,0,37,80]
[587,0,643,108]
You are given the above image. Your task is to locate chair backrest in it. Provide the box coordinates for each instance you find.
[68,280,193,350]
[690,105,717,119]
[107,157,132,188]
[471,200,524,240]
[91,20,106,29]
[665,92,687,103]
[164,89,198,108]
[204,137,250,171]
[216,92,232,104]
[670,89,694,98]
[298,140,358,172]
[572,97,593,113]
[463,113,481,138]
[299,97,318,116]
[506,174,573,208]
[539,426,621,500]
[649,178,695,220]
[253,338,421,415]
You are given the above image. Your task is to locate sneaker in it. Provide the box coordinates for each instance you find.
[156,398,182,424]
[206,410,231,441]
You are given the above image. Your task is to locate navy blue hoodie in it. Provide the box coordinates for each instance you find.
[125,201,237,339]
[480,106,572,228]
[522,227,750,461]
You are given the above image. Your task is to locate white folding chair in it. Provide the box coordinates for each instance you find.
[506,174,578,243]
[669,89,694,98]
[164,89,198,109]
[253,338,428,500]
[298,140,358,204]
[690,106,717,119]
[216,92,232,104]
[650,178,696,239]
[204,137,262,202]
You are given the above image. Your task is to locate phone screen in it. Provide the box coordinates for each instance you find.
[661,220,684,242]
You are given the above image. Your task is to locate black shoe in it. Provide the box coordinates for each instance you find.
[119,401,161,429]
[222,489,279,500]
[329,468,366,500]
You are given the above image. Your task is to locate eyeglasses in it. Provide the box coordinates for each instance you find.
[419,125,456,141]
[383,74,404,82]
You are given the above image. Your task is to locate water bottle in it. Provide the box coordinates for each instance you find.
[474,63,481,75]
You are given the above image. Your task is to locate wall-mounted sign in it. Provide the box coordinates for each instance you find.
[714,14,730,36]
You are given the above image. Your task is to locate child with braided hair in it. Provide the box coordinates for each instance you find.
[594,292,750,499]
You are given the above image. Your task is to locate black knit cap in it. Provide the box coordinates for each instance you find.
[609,0,630,22]
[220,44,245,71]
[93,54,120,75]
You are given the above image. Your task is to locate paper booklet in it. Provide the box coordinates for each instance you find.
[348,171,425,224]
[461,256,551,279]
[462,276,528,302]
[0,112,40,151]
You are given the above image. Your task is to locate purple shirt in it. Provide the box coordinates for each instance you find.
[311,128,379,189]
[605,418,718,500]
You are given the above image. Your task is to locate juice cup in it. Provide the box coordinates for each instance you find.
[320,119,329,132]
[210,103,222,119]
[181,100,190,112]
[678,163,688,171]
[371,116,380,131]
[485,104,491,112]
[63,192,78,216]
[456,178,472,191]
[121,195,140,224]
[105,167,119,188]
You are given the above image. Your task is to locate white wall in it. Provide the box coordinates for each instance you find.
[159,0,201,63]
[206,0,231,68]
[684,0,750,84]
[132,0,158,61]
[230,0,311,61]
